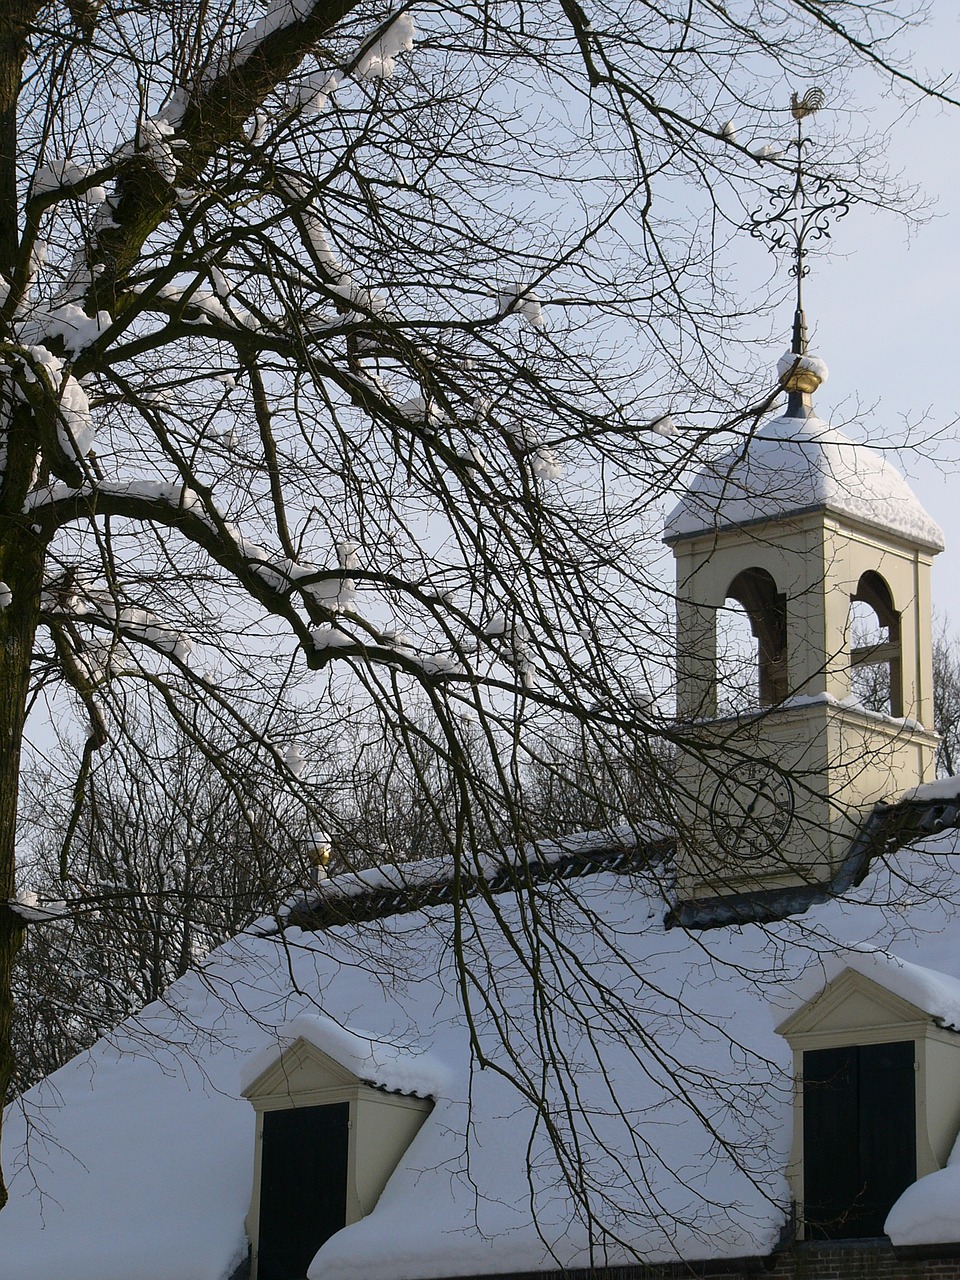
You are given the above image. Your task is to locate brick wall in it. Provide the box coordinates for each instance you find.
[425,1241,960,1280]
[768,1241,960,1280]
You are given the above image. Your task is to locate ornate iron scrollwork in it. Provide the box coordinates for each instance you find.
[747,90,852,288]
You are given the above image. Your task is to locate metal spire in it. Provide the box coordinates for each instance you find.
[748,87,848,417]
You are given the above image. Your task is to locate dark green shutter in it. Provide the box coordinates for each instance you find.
[257,1102,350,1279]
[803,1041,916,1239]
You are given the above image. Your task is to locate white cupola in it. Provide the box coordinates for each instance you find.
[665,350,943,902]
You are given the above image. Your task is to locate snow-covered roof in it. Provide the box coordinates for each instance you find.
[5,829,960,1280]
[664,411,945,551]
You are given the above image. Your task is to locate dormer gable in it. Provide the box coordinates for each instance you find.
[776,965,948,1044]
[243,1035,362,1101]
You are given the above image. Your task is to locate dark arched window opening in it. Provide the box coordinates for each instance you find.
[849,571,902,718]
[724,568,788,707]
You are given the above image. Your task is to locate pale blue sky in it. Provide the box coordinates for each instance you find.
[795,2,960,602]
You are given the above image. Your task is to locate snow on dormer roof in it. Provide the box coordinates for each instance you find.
[239,1012,451,1099]
[780,949,960,1036]
[664,413,944,551]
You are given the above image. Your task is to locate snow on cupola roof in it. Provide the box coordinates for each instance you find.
[664,395,945,552]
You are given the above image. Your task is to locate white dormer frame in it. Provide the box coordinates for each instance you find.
[777,967,960,1239]
[243,1037,433,1280]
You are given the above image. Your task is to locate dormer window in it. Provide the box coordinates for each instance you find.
[802,1039,916,1238]
[242,1021,437,1280]
[257,1101,350,1280]
[778,960,960,1242]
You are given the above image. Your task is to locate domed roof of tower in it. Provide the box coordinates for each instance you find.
[664,401,944,553]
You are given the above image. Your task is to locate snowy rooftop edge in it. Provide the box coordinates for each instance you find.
[276,822,670,924]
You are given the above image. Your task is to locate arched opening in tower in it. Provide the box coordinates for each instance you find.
[849,571,903,717]
[718,567,788,711]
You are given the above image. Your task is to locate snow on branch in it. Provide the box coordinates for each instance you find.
[497,283,546,330]
[40,581,196,670]
[355,13,416,80]
[202,3,415,99]
[18,304,112,357]
[11,342,96,461]
[30,160,108,206]
[6,892,69,924]
[114,116,187,184]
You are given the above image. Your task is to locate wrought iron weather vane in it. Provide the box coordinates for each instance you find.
[748,88,850,372]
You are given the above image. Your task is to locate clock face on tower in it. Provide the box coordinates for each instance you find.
[710,762,795,861]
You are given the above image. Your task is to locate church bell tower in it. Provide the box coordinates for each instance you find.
[663,91,943,902]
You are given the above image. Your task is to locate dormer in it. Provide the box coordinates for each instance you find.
[242,1018,437,1280]
[777,958,960,1241]
[664,354,943,901]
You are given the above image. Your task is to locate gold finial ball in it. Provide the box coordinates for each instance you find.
[777,351,829,396]
[308,834,332,867]
[779,366,822,395]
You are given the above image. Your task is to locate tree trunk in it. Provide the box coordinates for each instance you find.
[0,396,47,1206]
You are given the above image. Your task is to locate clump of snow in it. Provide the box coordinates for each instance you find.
[19,344,95,458]
[290,68,342,115]
[25,238,47,285]
[409,651,465,678]
[8,892,68,922]
[19,303,111,356]
[752,144,782,161]
[284,743,307,778]
[497,283,545,330]
[886,1151,960,1246]
[0,582,11,610]
[505,421,561,481]
[149,280,253,330]
[397,393,440,425]
[297,213,342,271]
[334,539,359,609]
[117,116,182,184]
[311,624,355,650]
[776,350,829,384]
[664,412,944,550]
[530,443,560,480]
[331,277,390,317]
[649,412,677,438]
[720,120,737,142]
[899,775,960,805]
[356,13,416,79]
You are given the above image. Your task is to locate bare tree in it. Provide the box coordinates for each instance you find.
[11,706,323,1090]
[0,0,951,1204]
[933,620,960,777]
